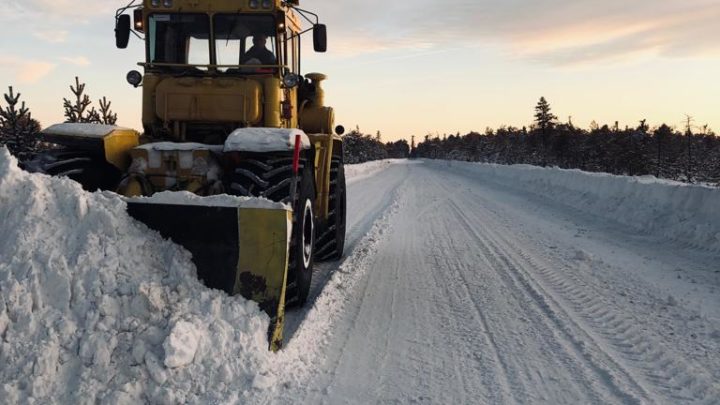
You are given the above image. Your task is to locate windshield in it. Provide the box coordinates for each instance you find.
[214,14,277,72]
[148,13,210,67]
[147,13,279,73]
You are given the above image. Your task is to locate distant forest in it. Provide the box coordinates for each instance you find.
[2,83,717,184]
[413,97,720,185]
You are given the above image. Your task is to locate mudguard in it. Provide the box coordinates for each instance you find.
[41,123,140,170]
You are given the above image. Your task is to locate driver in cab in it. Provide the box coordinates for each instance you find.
[240,34,276,66]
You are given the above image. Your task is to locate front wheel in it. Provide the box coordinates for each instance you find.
[315,157,346,261]
[293,187,315,305]
[227,154,316,306]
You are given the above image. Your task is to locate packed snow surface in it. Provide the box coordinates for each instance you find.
[42,123,133,138]
[224,128,311,153]
[127,191,289,210]
[446,161,720,252]
[2,151,719,404]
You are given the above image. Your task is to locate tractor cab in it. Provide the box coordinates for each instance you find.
[115,0,329,143]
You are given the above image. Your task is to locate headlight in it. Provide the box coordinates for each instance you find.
[249,0,259,8]
[282,74,300,88]
[127,70,143,87]
[163,0,173,7]
[262,0,273,8]
[150,0,160,7]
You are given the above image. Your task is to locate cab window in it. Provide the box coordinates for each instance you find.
[214,14,277,72]
[148,14,210,66]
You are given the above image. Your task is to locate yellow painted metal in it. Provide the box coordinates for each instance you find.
[237,208,292,351]
[307,133,334,220]
[300,106,334,134]
[299,73,334,134]
[263,77,282,128]
[40,125,139,171]
[285,86,299,129]
[141,73,161,127]
[304,73,327,106]
[155,77,262,125]
[103,129,140,170]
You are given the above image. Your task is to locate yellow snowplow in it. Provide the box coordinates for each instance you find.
[28,0,347,351]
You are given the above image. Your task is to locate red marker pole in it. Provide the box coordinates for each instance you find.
[292,134,302,175]
[290,134,302,203]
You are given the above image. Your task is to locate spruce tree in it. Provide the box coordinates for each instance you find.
[0,86,41,160]
[98,97,118,125]
[62,77,119,125]
[534,97,557,131]
[63,77,97,123]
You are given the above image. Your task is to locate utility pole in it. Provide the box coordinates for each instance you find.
[684,114,695,182]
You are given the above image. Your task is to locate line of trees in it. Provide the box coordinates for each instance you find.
[0,77,118,161]
[414,97,720,185]
[343,128,410,164]
[6,85,716,184]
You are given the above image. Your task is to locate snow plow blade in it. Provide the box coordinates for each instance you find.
[125,201,291,352]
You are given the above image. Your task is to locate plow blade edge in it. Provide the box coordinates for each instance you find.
[126,201,291,351]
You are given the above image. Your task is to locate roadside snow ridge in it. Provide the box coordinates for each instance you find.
[0,147,279,404]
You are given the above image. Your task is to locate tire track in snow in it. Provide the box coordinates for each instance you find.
[419,168,641,401]
[433,167,720,404]
[254,169,406,404]
[302,164,512,404]
[414,175,627,403]
[443,196,647,404]
[508,238,720,403]
[424,220,514,404]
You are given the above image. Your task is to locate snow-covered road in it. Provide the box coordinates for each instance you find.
[272,160,720,404]
[3,151,719,404]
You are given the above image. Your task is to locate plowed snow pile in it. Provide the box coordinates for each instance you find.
[441,161,720,251]
[0,148,276,404]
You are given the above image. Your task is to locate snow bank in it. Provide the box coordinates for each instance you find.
[224,128,310,153]
[438,161,720,251]
[0,147,281,404]
[43,123,133,138]
[128,190,289,210]
[345,159,407,184]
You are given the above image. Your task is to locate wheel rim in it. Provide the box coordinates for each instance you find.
[301,198,314,268]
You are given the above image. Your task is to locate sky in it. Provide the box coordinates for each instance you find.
[1,0,719,142]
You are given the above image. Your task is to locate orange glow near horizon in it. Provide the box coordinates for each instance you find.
[1,0,719,142]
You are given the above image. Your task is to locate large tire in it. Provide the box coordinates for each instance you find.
[227,154,316,306]
[315,157,346,261]
[24,149,121,191]
[292,169,316,305]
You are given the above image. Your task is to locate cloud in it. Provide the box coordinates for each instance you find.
[33,30,69,44]
[60,56,91,66]
[314,0,720,65]
[2,0,114,22]
[0,56,57,84]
